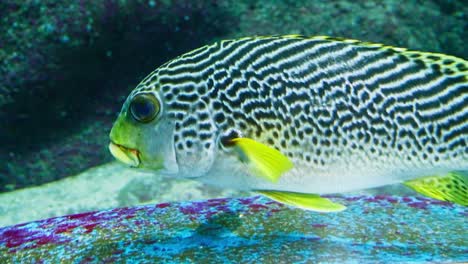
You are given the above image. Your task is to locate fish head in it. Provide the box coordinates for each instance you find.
[109,77,218,178]
[109,88,179,175]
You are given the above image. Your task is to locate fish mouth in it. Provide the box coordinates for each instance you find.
[108,142,141,167]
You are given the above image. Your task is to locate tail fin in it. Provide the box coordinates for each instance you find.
[404,171,467,206]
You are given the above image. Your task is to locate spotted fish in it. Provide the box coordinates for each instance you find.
[109,35,467,212]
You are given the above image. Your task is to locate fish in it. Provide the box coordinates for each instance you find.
[109,35,467,212]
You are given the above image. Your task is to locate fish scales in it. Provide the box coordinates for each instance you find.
[130,36,466,177]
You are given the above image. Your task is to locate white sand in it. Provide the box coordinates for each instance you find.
[0,162,246,227]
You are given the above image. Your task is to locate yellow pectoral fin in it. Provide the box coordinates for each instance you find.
[404,172,467,206]
[257,190,346,212]
[231,138,293,183]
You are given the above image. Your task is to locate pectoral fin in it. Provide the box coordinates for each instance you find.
[404,171,467,206]
[230,138,293,183]
[256,190,346,212]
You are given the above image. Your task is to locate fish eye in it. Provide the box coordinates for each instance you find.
[129,93,160,123]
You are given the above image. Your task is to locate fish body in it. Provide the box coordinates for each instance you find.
[109,36,467,210]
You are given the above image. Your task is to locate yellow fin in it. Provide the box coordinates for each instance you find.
[256,190,346,212]
[404,172,468,206]
[231,138,293,183]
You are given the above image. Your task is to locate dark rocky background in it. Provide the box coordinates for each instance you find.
[1,0,467,192]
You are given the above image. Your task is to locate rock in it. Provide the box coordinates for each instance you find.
[0,195,466,263]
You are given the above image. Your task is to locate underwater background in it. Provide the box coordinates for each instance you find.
[0,0,467,263]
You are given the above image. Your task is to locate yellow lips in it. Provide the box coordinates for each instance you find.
[108,142,140,167]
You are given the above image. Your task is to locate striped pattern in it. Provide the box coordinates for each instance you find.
[130,35,467,173]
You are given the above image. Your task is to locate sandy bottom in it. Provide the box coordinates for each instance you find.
[0,162,247,227]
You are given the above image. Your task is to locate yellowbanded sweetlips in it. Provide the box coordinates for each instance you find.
[109,35,467,212]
